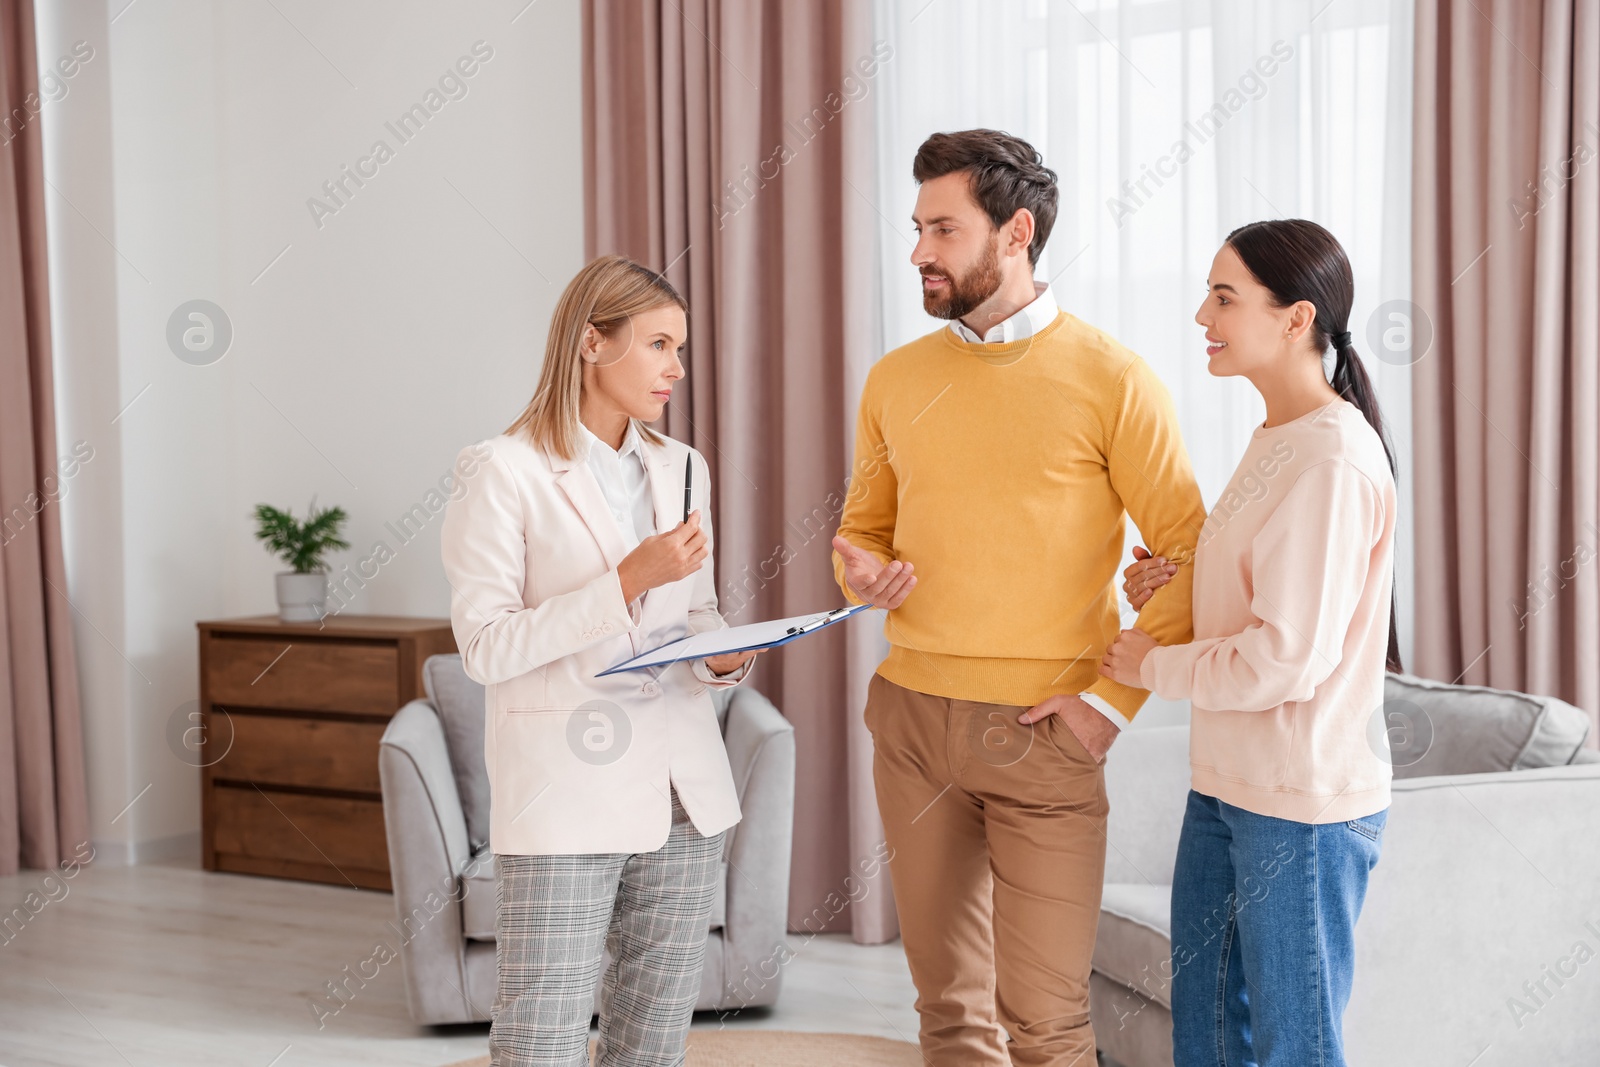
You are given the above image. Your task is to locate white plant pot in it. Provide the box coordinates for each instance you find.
[275,571,328,622]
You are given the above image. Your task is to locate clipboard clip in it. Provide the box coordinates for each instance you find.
[785,605,857,636]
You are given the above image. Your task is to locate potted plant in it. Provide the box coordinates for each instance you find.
[253,499,350,622]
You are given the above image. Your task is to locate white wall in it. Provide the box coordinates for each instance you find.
[39,0,585,862]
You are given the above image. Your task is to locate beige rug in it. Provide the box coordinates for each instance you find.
[444,1030,923,1066]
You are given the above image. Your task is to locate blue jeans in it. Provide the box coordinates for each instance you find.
[1169,790,1386,1067]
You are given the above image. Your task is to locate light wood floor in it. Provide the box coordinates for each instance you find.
[0,858,921,1067]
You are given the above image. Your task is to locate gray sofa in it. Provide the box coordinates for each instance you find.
[378,653,796,1025]
[1091,672,1600,1067]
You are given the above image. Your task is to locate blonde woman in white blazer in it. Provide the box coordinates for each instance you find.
[440,255,758,1067]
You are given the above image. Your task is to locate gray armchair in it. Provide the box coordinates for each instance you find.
[378,653,796,1025]
[1090,672,1600,1067]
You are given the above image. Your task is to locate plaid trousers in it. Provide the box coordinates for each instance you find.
[489,789,726,1067]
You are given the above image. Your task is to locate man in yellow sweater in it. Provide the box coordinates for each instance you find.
[831,130,1206,1066]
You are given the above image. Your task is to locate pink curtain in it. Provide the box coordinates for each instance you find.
[584,0,897,941]
[1412,0,1600,738]
[0,0,91,874]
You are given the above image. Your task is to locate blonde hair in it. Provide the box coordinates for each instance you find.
[504,254,686,459]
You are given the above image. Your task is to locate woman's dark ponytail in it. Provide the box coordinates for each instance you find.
[1330,342,1391,474]
[1227,219,1403,674]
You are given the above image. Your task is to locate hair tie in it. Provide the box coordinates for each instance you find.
[1331,330,1353,350]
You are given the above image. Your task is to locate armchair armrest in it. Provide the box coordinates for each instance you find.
[1102,724,1192,887]
[378,699,478,1024]
[717,686,796,1008]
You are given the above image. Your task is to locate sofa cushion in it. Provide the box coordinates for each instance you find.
[1092,883,1173,1009]
[1089,971,1173,1067]
[708,861,727,930]
[423,654,491,852]
[462,846,497,941]
[459,849,728,942]
[1381,672,1592,778]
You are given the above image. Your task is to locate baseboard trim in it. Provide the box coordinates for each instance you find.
[90,830,202,867]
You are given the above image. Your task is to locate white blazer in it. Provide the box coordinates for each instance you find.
[439,429,748,856]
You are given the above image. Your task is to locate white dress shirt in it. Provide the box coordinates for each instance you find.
[948,282,1127,732]
[578,419,750,686]
[579,419,655,550]
[948,279,1059,344]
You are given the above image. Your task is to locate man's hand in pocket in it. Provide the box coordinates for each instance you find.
[1018,693,1118,763]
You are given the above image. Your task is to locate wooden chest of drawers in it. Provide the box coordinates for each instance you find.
[195,614,456,891]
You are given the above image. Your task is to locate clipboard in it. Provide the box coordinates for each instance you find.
[596,602,874,677]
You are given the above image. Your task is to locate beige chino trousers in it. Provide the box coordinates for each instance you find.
[865,672,1109,1066]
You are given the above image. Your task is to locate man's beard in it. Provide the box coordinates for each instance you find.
[921,237,1003,322]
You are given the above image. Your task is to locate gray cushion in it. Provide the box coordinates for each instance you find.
[1092,883,1173,1010]
[423,655,491,852]
[462,846,496,941]
[708,862,726,930]
[711,685,733,730]
[1090,970,1173,1067]
[1381,672,1593,779]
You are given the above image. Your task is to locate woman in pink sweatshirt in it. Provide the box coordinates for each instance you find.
[1100,219,1400,1067]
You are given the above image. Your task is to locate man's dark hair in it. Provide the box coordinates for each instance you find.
[912,129,1058,266]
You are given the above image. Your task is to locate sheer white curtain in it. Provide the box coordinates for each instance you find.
[867,0,1415,722]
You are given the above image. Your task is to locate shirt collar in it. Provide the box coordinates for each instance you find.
[577,419,644,463]
[949,280,1059,344]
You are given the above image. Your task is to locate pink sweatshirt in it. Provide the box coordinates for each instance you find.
[1140,398,1397,823]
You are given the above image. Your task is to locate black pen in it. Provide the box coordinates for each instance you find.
[683,457,692,524]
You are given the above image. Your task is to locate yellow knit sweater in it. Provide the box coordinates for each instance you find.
[833,311,1207,719]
